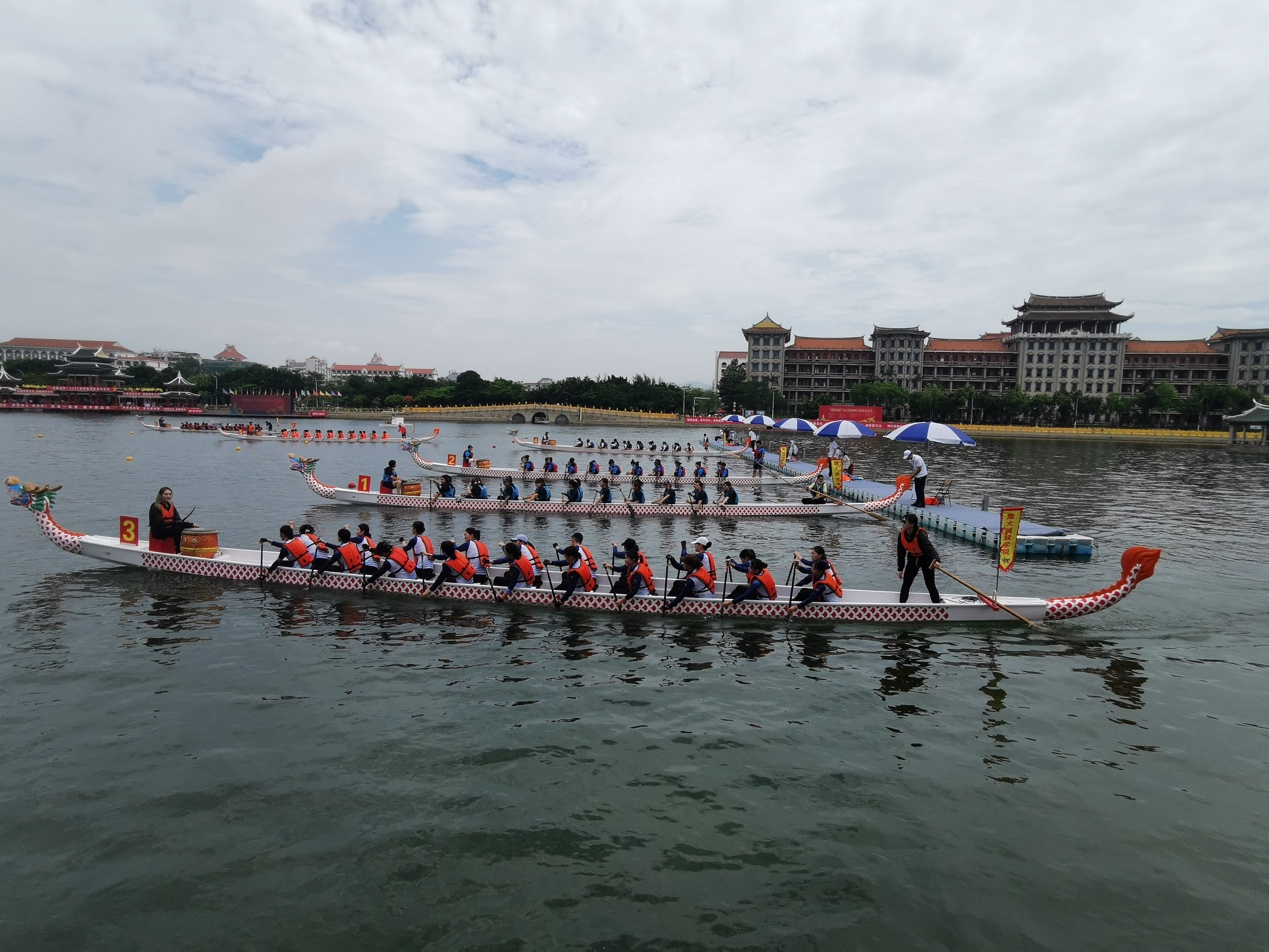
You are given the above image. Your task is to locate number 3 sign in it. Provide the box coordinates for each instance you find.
[119,516,139,545]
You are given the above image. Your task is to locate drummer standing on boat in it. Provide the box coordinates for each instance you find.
[897,513,941,603]
[148,486,196,553]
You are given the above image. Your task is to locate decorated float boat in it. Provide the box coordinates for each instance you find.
[405,446,819,488]
[290,456,876,519]
[7,477,1161,625]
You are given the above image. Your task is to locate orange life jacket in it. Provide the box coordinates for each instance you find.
[336,541,363,572]
[470,539,490,567]
[747,568,778,600]
[899,529,927,557]
[702,551,717,581]
[818,558,843,597]
[688,566,715,594]
[569,558,598,592]
[522,542,544,573]
[386,546,416,577]
[444,551,477,580]
[578,544,598,573]
[629,552,656,595]
[299,532,329,560]
[282,537,313,567]
[512,555,536,586]
[157,502,175,528]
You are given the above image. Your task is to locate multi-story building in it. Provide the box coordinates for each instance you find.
[329,353,435,380]
[714,351,747,389]
[284,356,331,380]
[735,293,1265,407]
[0,337,135,362]
[742,315,791,385]
[1209,327,1269,397]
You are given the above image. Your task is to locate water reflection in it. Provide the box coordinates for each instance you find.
[876,633,939,715]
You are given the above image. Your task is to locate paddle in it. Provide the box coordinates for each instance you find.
[785,555,799,611]
[616,485,636,517]
[258,540,265,583]
[662,555,678,612]
[601,559,623,611]
[716,561,731,616]
[935,565,1040,629]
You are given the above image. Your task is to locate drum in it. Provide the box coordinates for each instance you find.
[400,481,422,496]
[180,528,220,559]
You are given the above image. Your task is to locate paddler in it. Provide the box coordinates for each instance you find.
[544,457,558,473]
[520,455,535,472]
[261,525,311,573]
[693,462,707,478]
[652,480,677,505]
[587,459,600,475]
[147,486,196,553]
[498,476,520,501]
[565,458,578,475]
[629,459,643,477]
[672,460,686,478]
[563,478,584,503]
[326,527,367,575]
[728,557,778,604]
[510,532,545,585]
[787,546,844,614]
[716,481,739,506]
[897,512,941,603]
[628,478,646,504]
[553,532,599,578]
[687,480,709,507]
[428,540,476,590]
[362,540,417,583]
[604,538,656,600]
[406,520,436,580]
[596,477,613,504]
[651,459,665,478]
[433,474,456,499]
[525,477,552,502]
[715,460,729,478]
[488,541,536,599]
[459,527,490,583]
[677,536,716,584]
[547,545,598,606]
[295,523,333,572]
[662,554,716,609]
[607,459,621,476]
[465,477,489,499]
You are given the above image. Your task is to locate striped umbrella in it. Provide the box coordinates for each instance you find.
[813,420,876,438]
[721,414,746,423]
[774,417,817,432]
[745,414,778,427]
[884,421,977,446]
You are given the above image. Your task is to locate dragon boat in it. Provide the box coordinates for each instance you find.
[290,456,874,519]
[139,421,180,432]
[274,427,442,444]
[405,446,820,488]
[510,432,740,458]
[217,427,280,441]
[7,476,1162,625]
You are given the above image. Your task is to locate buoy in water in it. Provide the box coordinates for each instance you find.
[129,431,134,435]
[235,446,241,451]
[125,456,133,461]
[37,434,44,438]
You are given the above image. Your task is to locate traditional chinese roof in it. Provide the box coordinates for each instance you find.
[0,337,134,354]
[1209,327,1269,342]
[926,337,1010,352]
[164,371,196,388]
[214,344,248,361]
[786,336,870,351]
[978,332,1010,341]
[1125,340,1221,355]
[53,347,131,379]
[1014,293,1124,312]
[367,352,388,365]
[0,363,20,381]
[1224,400,1269,424]
[870,326,929,337]
[744,313,789,333]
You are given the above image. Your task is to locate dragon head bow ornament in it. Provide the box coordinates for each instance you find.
[6,477,61,512]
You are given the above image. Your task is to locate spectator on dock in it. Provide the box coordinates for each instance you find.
[903,449,928,508]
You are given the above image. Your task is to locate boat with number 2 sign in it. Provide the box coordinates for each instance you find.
[7,477,1162,624]
[289,457,879,519]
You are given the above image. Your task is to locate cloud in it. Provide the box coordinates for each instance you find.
[1,0,1268,378]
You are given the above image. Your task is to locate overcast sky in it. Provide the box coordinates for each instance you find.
[3,1,1267,382]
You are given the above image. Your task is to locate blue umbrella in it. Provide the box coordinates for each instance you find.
[774,417,817,432]
[745,414,778,427]
[721,414,746,423]
[813,420,876,438]
[885,421,977,446]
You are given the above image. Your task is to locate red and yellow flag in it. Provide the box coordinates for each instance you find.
[778,445,789,469]
[998,506,1024,572]
[830,458,843,491]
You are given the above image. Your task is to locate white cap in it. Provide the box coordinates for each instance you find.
[694,536,710,547]
[513,533,529,543]
[902,450,912,459]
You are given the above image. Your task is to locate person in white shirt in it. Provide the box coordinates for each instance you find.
[788,439,799,461]
[903,449,928,509]
[827,438,840,459]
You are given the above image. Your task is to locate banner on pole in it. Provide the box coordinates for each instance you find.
[830,458,843,491]
[778,446,789,469]
[998,507,1024,572]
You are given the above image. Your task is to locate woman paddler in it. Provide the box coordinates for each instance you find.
[148,486,196,553]
[787,546,844,615]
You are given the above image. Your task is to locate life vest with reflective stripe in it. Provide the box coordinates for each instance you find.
[578,545,598,573]
[702,551,717,582]
[746,568,778,599]
[386,546,416,577]
[472,540,490,567]
[899,528,927,557]
[409,535,435,567]
[688,566,715,594]
[569,558,597,592]
[629,552,656,595]
[299,533,329,560]
[444,551,477,580]
[336,541,363,572]
[282,537,313,567]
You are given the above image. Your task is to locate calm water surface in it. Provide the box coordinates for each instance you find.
[1,414,1266,950]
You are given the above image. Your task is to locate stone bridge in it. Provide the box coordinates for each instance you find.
[391,404,680,427]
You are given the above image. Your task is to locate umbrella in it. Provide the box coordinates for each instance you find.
[774,417,817,432]
[721,414,746,423]
[885,421,977,446]
[745,414,778,427]
[813,420,876,438]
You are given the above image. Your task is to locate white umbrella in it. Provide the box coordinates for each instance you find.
[884,421,977,446]
[721,414,746,423]
[814,420,876,438]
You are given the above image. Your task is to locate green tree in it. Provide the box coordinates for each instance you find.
[1103,391,1132,425]
[1003,386,1030,422]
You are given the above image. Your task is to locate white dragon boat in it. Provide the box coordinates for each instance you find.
[138,421,180,432]
[290,456,877,519]
[274,426,441,445]
[218,427,280,441]
[404,445,819,489]
[510,431,741,459]
[7,476,1162,625]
